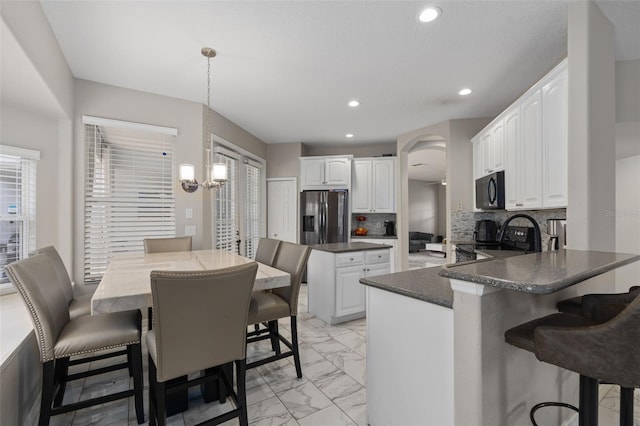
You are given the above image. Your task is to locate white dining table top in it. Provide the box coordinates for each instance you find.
[91,249,290,314]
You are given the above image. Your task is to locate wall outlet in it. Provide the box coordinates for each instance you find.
[457,202,463,212]
[185,225,196,236]
[185,208,193,219]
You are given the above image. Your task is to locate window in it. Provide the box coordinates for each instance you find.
[0,145,39,294]
[212,138,265,258]
[83,117,177,284]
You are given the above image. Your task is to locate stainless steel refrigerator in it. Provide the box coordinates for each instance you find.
[300,190,349,245]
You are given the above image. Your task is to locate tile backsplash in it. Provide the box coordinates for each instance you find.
[451,209,567,251]
[351,213,397,236]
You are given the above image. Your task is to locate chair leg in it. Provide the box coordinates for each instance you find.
[578,375,599,426]
[620,387,634,426]
[39,361,55,426]
[129,343,145,424]
[127,345,134,377]
[148,356,157,426]
[53,357,69,407]
[291,316,302,379]
[269,320,281,355]
[156,380,167,426]
[236,359,249,426]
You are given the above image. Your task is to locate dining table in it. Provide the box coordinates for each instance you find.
[91,249,291,314]
[90,248,291,416]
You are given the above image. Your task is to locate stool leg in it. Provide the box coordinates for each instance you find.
[619,387,634,426]
[578,375,599,426]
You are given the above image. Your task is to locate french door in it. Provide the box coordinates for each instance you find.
[213,142,265,259]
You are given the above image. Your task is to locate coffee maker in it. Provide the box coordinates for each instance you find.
[384,220,396,236]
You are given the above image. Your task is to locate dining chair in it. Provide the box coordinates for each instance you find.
[6,253,145,426]
[143,236,193,253]
[246,242,311,378]
[146,262,258,426]
[255,238,282,266]
[32,245,95,319]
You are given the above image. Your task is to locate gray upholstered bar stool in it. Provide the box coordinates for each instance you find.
[556,286,640,316]
[505,296,640,426]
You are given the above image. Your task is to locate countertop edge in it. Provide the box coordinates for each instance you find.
[439,252,640,294]
[310,243,392,253]
[361,277,453,308]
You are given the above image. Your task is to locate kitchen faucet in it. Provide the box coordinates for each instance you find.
[499,214,542,252]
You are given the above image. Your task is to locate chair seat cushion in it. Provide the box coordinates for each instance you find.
[54,309,141,358]
[248,292,290,325]
[504,313,596,353]
[69,293,93,320]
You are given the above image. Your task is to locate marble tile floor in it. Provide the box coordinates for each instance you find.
[48,284,636,426]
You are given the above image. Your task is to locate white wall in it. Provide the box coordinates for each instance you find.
[408,180,440,235]
[615,155,640,291]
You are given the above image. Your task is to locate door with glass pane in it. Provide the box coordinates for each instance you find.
[213,145,264,259]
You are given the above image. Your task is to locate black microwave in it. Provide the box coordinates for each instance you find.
[475,171,505,210]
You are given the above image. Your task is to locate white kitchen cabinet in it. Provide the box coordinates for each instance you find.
[355,238,397,272]
[542,68,568,208]
[352,157,396,213]
[515,89,543,209]
[300,156,352,190]
[308,247,390,324]
[504,107,520,209]
[471,119,505,179]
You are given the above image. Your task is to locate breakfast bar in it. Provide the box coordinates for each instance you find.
[361,249,640,426]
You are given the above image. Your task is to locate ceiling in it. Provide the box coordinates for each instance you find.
[408,148,447,182]
[36,1,639,149]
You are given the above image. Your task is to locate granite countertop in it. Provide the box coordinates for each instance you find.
[474,249,527,259]
[439,249,640,294]
[360,266,454,309]
[351,234,397,240]
[310,242,392,253]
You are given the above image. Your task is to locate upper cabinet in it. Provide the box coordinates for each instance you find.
[475,59,568,210]
[352,157,396,213]
[300,156,352,190]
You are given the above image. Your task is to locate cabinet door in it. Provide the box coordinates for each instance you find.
[542,69,568,208]
[366,262,390,278]
[519,90,543,209]
[325,158,350,186]
[481,132,493,176]
[504,108,520,209]
[301,158,326,187]
[352,160,372,212]
[490,120,505,172]
[472,139,482,180]
[267,179,297,242]
[372,159,395,213]
[335,265,366,317]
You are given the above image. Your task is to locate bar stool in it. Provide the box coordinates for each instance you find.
[505,295,640,426]
[556,286,639,317]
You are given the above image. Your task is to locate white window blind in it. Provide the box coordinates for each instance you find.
[84,122,176,284]
[244,160,263,259]
[214,151,239,253]
[0,146,38,293]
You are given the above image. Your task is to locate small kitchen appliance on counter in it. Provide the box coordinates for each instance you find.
[547,219,567,251]
[474,220,498,243]
[384,220,396,237]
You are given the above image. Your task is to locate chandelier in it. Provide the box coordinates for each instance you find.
[179,47,228,193]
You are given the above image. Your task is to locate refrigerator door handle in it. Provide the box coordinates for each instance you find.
[320,193,327,244]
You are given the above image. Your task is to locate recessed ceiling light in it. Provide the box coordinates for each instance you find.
[345,133,354,138]
[458,88,472,96]
[348,100,360,107]
[418,6,441,23]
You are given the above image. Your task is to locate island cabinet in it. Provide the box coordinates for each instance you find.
[307,245,390,324]
[300,156,352,190]
[351,157,396,213]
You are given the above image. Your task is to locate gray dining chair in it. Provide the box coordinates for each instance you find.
[33,245,95,319]
[6,253,145,426]
[246,242,311,378]
[143,236,192,254]
[146,262,258,426]
[255,238,282,266]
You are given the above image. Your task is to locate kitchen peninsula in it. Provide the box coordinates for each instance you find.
[361,249,640,426]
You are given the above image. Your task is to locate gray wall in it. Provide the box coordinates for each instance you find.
[408,180,441,236]
[266,142,304,178]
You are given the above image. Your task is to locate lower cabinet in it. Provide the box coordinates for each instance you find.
[354,238,397,272]
[308,248,391,324]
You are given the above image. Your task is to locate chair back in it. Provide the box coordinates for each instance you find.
[149,262,258,383]
[144,236,192,254]
[271,242,311,316]
[5,254,71,362]
[255,238,281,266]
[33,245,73,304]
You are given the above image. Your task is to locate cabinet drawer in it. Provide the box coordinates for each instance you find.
[365,249,390,265]
[336,252,365,267]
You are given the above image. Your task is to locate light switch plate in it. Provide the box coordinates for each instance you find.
[185,225,196,236]
[185,208,193,219]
